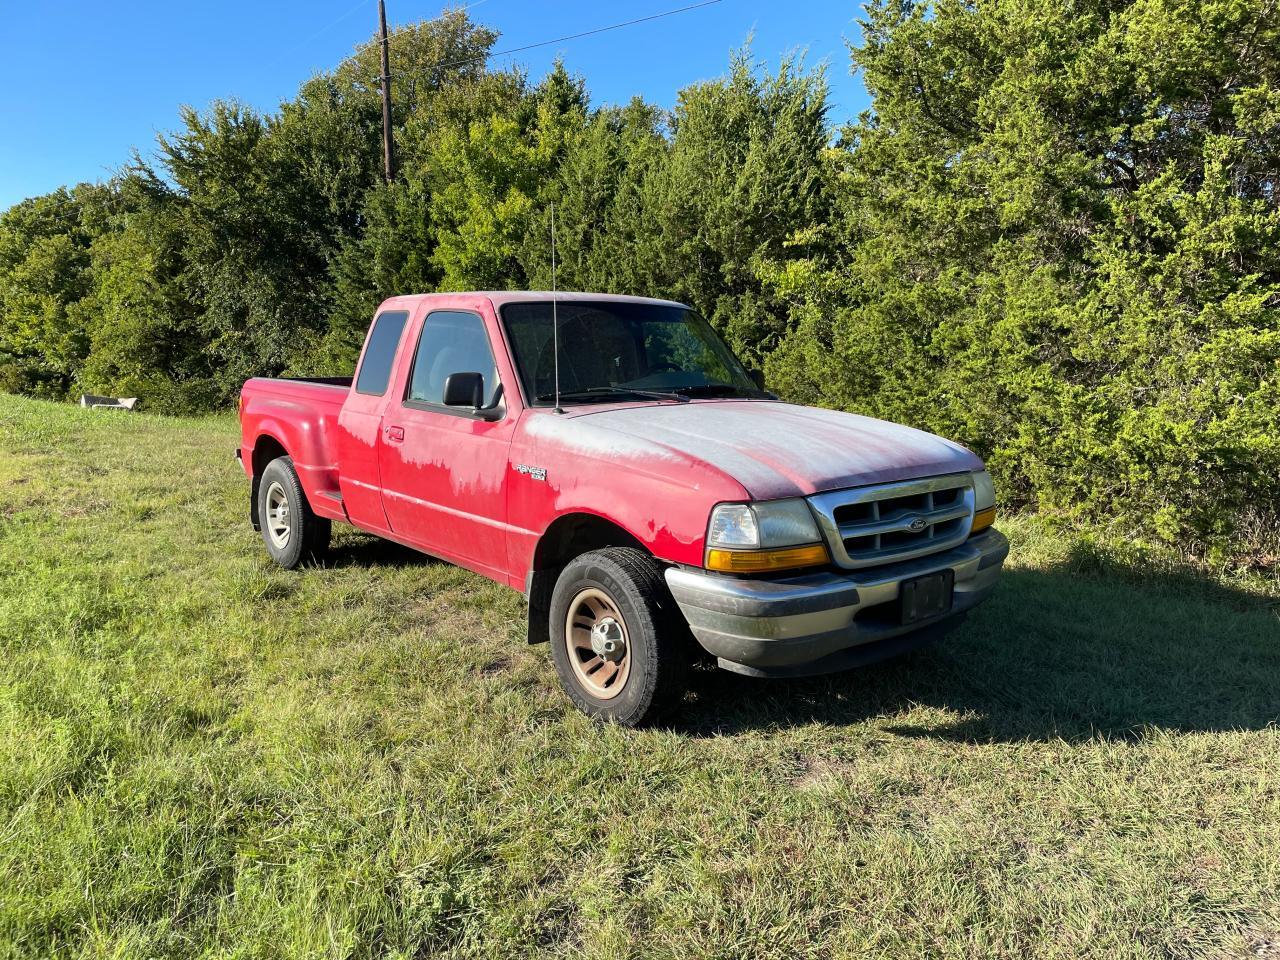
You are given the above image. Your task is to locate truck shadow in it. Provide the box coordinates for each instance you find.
[324,533,446,570]
[677,547,1280,743]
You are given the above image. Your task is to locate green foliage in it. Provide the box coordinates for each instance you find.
[0,187,103,396]
[428,65,588,291]
[76,169,219,414]
[0,1,1276,555]
[764,0,1280,555]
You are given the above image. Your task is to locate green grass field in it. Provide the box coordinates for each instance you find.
[1,394,1277,959]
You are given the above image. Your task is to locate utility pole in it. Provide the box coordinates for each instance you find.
[378,0,396,183]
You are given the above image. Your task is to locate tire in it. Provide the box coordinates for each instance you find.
[549,547,690,726]
[257,456,331,569]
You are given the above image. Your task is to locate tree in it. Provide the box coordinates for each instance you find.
[2,1,1274,557]
[767,0,1280,551]
[0,186,108,396]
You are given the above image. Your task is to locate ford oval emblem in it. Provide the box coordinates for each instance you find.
[908,516,928,533]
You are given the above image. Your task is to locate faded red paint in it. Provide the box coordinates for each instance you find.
[238,293,983,593]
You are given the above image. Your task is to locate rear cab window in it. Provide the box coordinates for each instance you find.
[355,310,410,395]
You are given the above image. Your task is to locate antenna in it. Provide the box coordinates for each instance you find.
[551,203,562,414]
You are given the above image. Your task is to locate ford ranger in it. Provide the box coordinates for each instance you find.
[238,293,1007,724]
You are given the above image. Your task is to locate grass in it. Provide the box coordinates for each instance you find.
[0,393,1277,960]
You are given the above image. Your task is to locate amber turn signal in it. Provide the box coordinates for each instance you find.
[971,506,997,534]
[706,543,830,573]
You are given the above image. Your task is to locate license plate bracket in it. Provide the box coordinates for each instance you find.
[899,570,955,625]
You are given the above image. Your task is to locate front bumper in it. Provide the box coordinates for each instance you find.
[665,529,1009,678]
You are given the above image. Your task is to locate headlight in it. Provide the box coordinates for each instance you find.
[972,470,995,511]
[705,500,829,572]
[971,469,997,533]
[707,503,758,548]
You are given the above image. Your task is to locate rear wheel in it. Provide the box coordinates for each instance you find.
[549,548,689,726]
[257,456,330,569]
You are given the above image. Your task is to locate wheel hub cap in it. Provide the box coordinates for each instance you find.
[590,617,626,660]
[564,588,631,700]
[265,481,292,549]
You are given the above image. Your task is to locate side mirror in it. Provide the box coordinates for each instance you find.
[749,368,766,390]
[443,372,484,409]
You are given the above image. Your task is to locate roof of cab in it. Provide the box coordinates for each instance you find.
[383,291,691,311]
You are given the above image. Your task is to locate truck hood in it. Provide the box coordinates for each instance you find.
[560,400,983,500]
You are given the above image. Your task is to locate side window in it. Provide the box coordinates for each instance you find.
[355,310,409,396]
[407,311,499,407]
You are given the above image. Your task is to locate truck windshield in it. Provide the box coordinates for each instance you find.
[500,301,763,407]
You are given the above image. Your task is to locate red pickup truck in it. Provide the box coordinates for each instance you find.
[238,292,1007,724]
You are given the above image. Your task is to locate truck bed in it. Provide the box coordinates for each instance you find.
[242,376,351,408]
[239,376,353,525]
[273,376,354,388]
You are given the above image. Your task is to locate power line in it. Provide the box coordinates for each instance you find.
[387,0,488,36]
[3,195,131,228]
[291,0,375,52]
[430,0,724,73]
[291,0,489,68]
[7,0,728,216]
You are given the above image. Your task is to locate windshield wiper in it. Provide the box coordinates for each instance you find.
[537,386,689,404]
[670,383,762,398]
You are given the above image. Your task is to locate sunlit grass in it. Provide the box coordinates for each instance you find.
[1,395,1277,959]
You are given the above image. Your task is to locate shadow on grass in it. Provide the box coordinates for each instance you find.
[321,529,1278,741]
[676,545,1280,743]
[324,534,446,570]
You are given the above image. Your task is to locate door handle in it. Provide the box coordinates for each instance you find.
[384,425,405,443]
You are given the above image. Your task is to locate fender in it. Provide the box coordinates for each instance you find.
[505,408,753,590]
[509,463,740,586]
[241,384,346,523]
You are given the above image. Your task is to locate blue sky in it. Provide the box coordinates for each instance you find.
[0,1,868,210]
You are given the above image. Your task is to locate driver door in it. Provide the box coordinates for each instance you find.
[376,308,515,581]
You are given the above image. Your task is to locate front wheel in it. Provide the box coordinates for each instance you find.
[549,548,689,726]
[257,456,330,569]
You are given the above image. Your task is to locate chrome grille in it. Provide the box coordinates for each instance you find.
[807,474,975,569]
